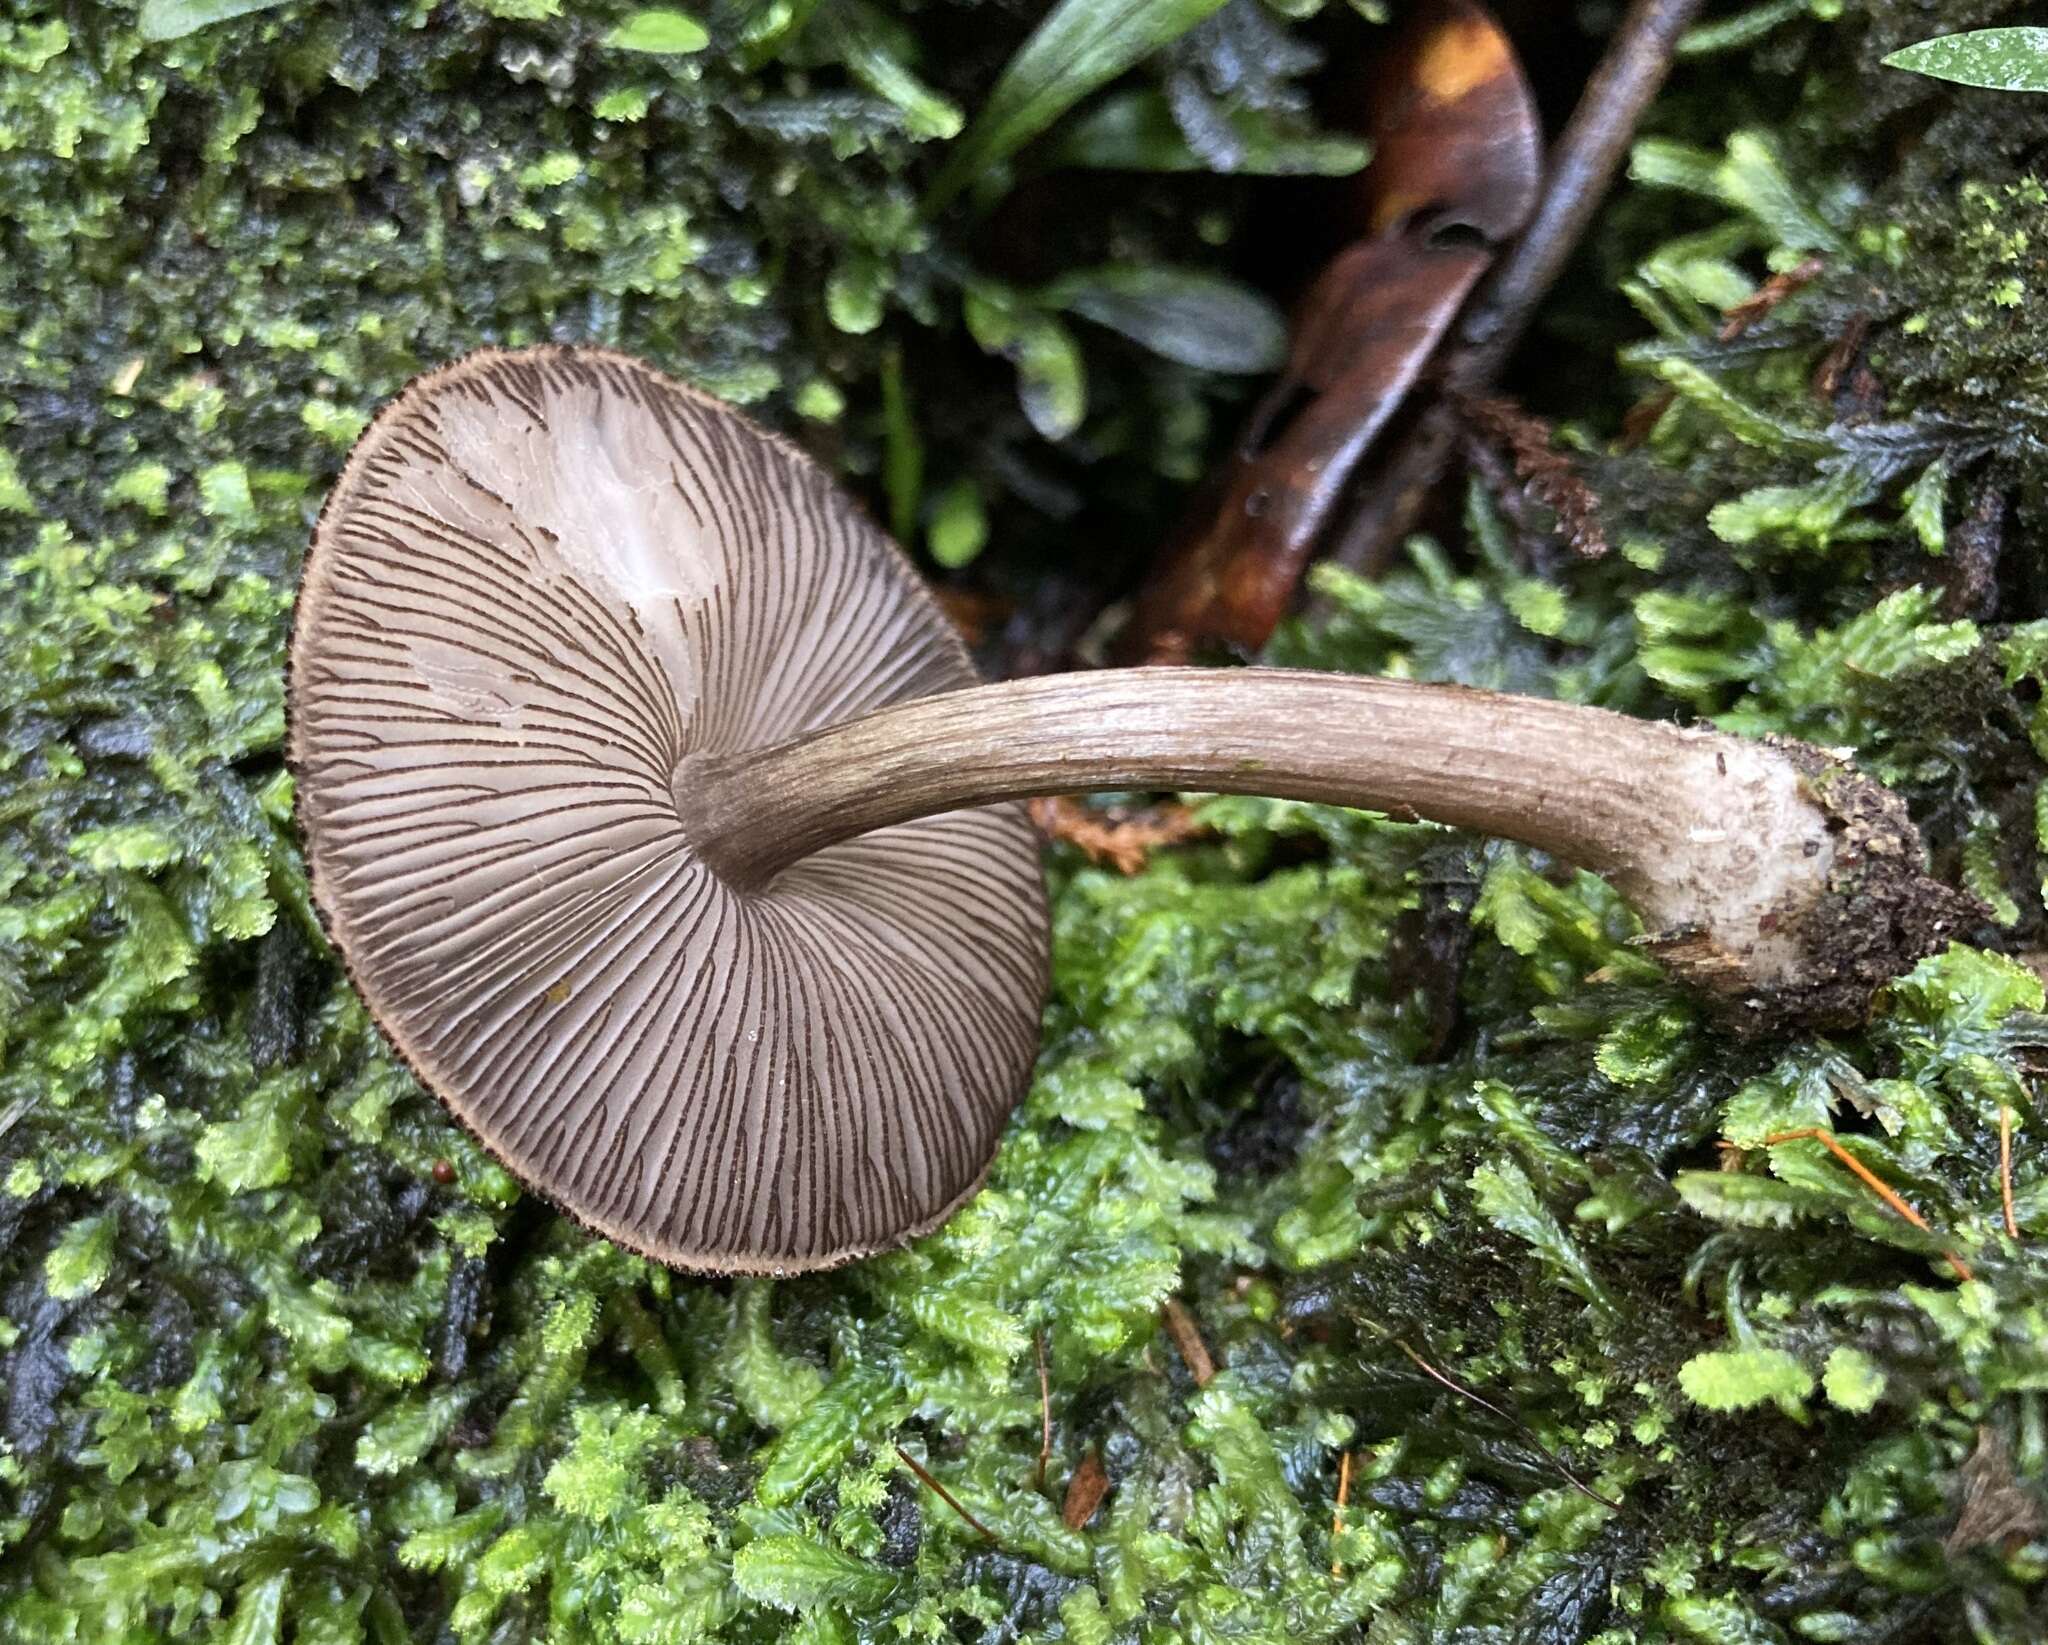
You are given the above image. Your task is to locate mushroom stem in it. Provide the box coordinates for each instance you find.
[675,666,1972,1028]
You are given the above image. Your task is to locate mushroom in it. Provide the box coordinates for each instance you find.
[289,345,1972,1275]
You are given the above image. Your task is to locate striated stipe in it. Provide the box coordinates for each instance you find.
[289,346,1051,1274]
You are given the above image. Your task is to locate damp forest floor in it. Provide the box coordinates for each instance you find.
[4,3,2048,1644]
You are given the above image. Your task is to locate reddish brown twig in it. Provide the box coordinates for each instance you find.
[894,1444,998,1542]
[1330,1449,1354,1577]
[1034,1330,1052,1492]
[1720,256,1825,338]
[1763,1128,1973,1282]
[1161,1296,1216,1386]
[1029,795,1209,874]
[2001,1106,2020,1241]
[1061,1449,1110,1529]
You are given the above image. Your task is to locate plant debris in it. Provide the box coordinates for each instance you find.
[894,1444,998,1543]
[1029,794,1210,872]
[1947,1426,2047,1554]
[1162,1295,1217,1385]
[1764,1128,1974,1282]
[1118,0,1540,659]
[1060,1449,1110,1529]
[1454,391,1610,557]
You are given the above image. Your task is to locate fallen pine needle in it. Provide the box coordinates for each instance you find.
[894,1445,997,1542]
[2001,1106,2020,1241]
[1763,1128,1973,1282]
[1330,1448,1352,1578]
[1393,1339,1622,1512]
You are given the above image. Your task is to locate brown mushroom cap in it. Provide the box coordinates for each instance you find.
[289,346,1051,1275]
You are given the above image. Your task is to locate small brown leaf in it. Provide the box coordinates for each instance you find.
[1061,1449,1110,1529]
[1626,257,1826,448]
[933,586,1014,647]
[1720,255,1823,340]
[1948,1426,2046,1553]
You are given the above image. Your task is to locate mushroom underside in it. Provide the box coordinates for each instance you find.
[289,346,1051,1275]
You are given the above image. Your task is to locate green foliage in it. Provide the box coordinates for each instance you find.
[1676,1348,1815,1413]
[1821,1344,1886,1411]
[603,9,710,56]
[1045,86,1370,175]
[1471,1156,1618,1314]
[964,281,1091,440]
[1045,265,1289,375]
[137,0,289,42]
[1885,27,2048,92]
[924,0,1233,208]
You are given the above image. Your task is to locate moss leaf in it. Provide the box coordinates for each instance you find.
[964,285,1088,440]
[1677,1347,1814,1412]
[70,823,180,873]
[219,1571,288,1645]
[1047,87,1369,176]
[1047,264,1287,374]
[1471,1157,1616,1315]
[1821,1346,1886,1412]
[927,478,988,568]
[604,9,710,55]
[45,1214,117,1299]
[732,1535,899,1612]
[196,1106,295,1193]
[1675,1171,1828,1229]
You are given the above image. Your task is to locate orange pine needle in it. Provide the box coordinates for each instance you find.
[1330,1449,1353,1577]
[2001,1106,2020,1241]
[1764,1128,1973,1282]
